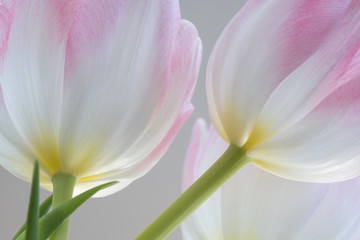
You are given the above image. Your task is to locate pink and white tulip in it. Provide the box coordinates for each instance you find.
[207,0,360,182]
[0,0,201,197]
[182,120,360,239]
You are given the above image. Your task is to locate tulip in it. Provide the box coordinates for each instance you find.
[0,0,201,197]
[2,0,201,237]
[182,119,360,240]
[207,0,360,182]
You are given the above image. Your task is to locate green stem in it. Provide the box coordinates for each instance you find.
[49,173,76,240]
[135,144,249,240]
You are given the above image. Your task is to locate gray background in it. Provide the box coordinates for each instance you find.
[0,1,244,239]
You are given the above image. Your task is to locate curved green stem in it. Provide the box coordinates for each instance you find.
[135,144,249,240]
[49,173,76,240]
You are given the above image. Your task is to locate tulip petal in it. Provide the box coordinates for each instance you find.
[59,1,199,178]
[0,87,50,186]
[0,104,38,182]
[250,76,360,182]
[220,166,360,239]
[0,0,78,175]
[61,8,201,195]
[220,166,327,239]
[297,177,360,239]
[258,1,360,136]
[207,0,352,146]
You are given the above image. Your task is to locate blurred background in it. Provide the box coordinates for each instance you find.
[0,1,245,239]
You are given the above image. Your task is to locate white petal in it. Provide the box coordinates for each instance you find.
[220,166,325,239]
[0,103,51,183]
[0,1,77,174]
[220,166,360,239]
[297,177,360,239]
[250,77,360,182]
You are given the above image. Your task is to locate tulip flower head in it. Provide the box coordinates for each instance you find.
[0,0,201,196]
[182,120,360,240]
[207,0,360,182]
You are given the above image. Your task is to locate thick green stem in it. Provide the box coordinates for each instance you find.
[50,173,76,240]
[135,144,249,240]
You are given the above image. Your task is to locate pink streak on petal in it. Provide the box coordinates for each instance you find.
[132,20,201,184]
[65,0,181,86]
[280,0,350,77]
[18,0,79,41]
[67,0,180,54]
[168,20,202,110]
[50,0,79,37]
[0,2,13,64]
[228,0,351,82]
[0,0,78,101]
[65,1,131,56]
[318,44,360,96]
[312,76,360,125]
[0,2,14,103]
[148,20,201,135]
[298,2,360,117]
